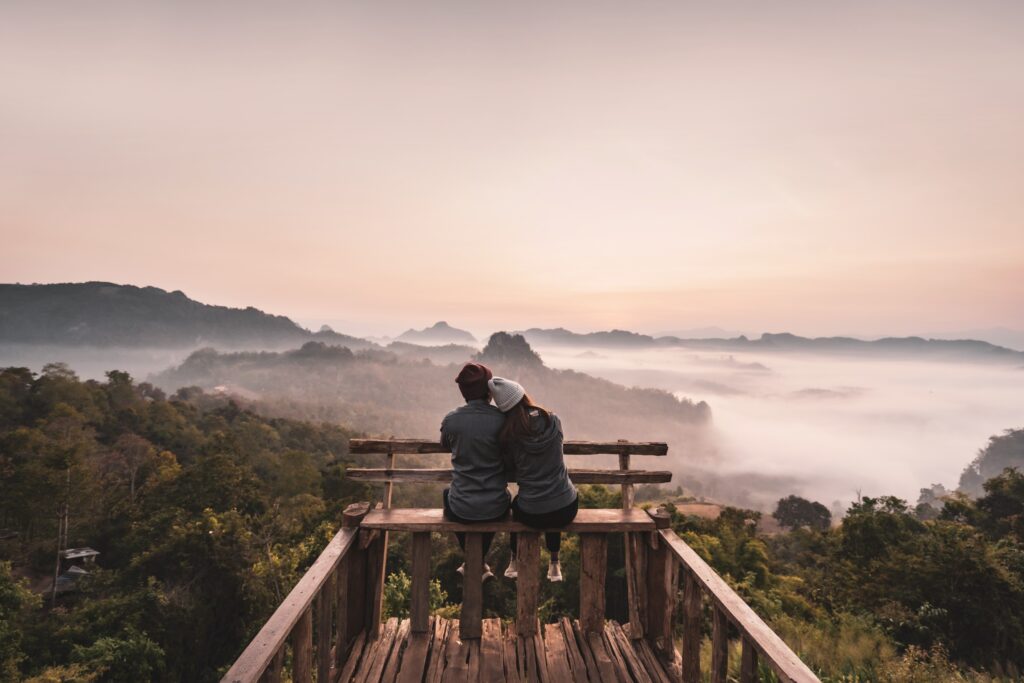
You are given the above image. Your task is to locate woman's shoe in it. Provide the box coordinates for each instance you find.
[504,558,518,579]
[547,560,563,582]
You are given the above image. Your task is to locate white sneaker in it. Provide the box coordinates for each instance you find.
[547,560,563,582]
[458,562,495,583]
[504,558,518,579]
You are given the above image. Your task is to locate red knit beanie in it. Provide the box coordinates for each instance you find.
[455,362,493,400]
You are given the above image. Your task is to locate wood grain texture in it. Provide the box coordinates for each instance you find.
[579,533,608,634]
[396,622,432,683]
[658,529,819,683]
[481,619,505,682]
[316,572,335,683]
[410,533,431,633]
[516,533,541,637]
[350,438,668,456]
[645,533,675,653]
[361,508,656,533]
[460,533,483,639]
[222,528,357,683]
[346,467,673,484]
[741,636,758,683]
[291,608,313,683]
[681,569,702,683]
[712,606,729,683]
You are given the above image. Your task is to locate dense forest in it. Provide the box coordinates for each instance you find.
[2,366,1023,681]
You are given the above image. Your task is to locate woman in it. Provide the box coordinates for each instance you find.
[488,377,578,582]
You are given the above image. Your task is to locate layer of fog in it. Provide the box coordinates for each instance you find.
[0,344,194,381]
[535,344,1024,511]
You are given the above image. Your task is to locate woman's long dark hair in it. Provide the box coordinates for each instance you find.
[498,393,551,449]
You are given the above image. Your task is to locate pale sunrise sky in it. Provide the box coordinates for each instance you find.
[2,1,1023,337]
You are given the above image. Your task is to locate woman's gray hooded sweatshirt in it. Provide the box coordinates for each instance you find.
[508,411,577,514]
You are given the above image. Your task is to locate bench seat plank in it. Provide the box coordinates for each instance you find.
[350,438,668,456]
[345,468,672,485]
[359,508,656,533]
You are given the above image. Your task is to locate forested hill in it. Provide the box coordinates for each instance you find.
[0,282,375,350]
[519,328,1024,363]
[152,333,710,444]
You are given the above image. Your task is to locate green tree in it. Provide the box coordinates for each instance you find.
[773,495,832,531]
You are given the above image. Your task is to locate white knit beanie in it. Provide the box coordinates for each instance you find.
[488,377,526,413]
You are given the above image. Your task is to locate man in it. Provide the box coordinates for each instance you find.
[440,361,509,581]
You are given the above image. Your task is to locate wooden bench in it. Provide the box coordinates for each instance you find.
[360,507,656,533]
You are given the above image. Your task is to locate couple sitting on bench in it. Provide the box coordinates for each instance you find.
[441,361,578,583]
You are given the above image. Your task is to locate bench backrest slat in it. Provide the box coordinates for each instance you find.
[349,438,668,456]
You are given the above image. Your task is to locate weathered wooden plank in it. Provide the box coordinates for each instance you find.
[516,533,541,637]
[335,630,366,683]
[543,623,574,682]
[572,619,602,683]
[608,621,653,683]
[681,568,701,683]
[460,533,484,639]
[222,527,358,683]
[559,618,587,681]
[481,619,504,683]
[410,533,432,633]
[441,621,469,683]
[425,618,450,683]
[712,607,728,683]
[350,438,668,456]
[361,617,399,683]
[504,625,522,683]
[362,508,656,533]
[467,639,481,682]
[317,572,336,683]
[292,608,313,683]
[587,631,620,683]
[396,618,432,683]
[343,542,368,654]
[741,636,758,683]
[533,626,550,683]
[346,468,673,484]
[658,529,819,683]
[382,619,411,683]
[599,624,630,683]
[636,639,674,683]
[579,533,608,634]
[365,529,387,640]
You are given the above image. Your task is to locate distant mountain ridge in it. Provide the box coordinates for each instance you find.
[517,328,1024,364]
[396,321,476,345]
[0,282,377,350]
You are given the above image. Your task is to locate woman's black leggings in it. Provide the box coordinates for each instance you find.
[510,495,579,556]
[442,488,508,560]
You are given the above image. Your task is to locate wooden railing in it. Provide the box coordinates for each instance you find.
[222,438,821,683]
[646,510,820,683]
[221,503,376,683]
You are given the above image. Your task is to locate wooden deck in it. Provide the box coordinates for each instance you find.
[338,617,675,683]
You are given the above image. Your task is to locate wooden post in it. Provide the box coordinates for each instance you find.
[338,502,369,660]
[291,607,313,683]
[741,636,758,683]
[461,533,484,639]
[259,647,283,683]
[645,529,677,664]
[681,569,702,683]
[410,532,431,633]
[365,526,386,639]
[579,533,607,634]
[619,444,645,639]
[516,532,541,637]
[711,606,728,683]
[317,573,335,683]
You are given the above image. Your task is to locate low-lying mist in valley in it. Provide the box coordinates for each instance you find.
[537,344,1024,509]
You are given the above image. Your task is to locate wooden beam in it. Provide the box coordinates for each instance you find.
[360,508,656,533]
[291,608,312,683]
[682,568,702,683]
[350,438,669,456]
[316,572,334,683]
[345,467,673,484]
[658,529,820,683]
[410,532,431,633]
[741,636,758,683]
[712,607,729,683]
[579,533,607,634]
[516,533,541,637]
[461,533,484,639]
[645,531,676,658]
